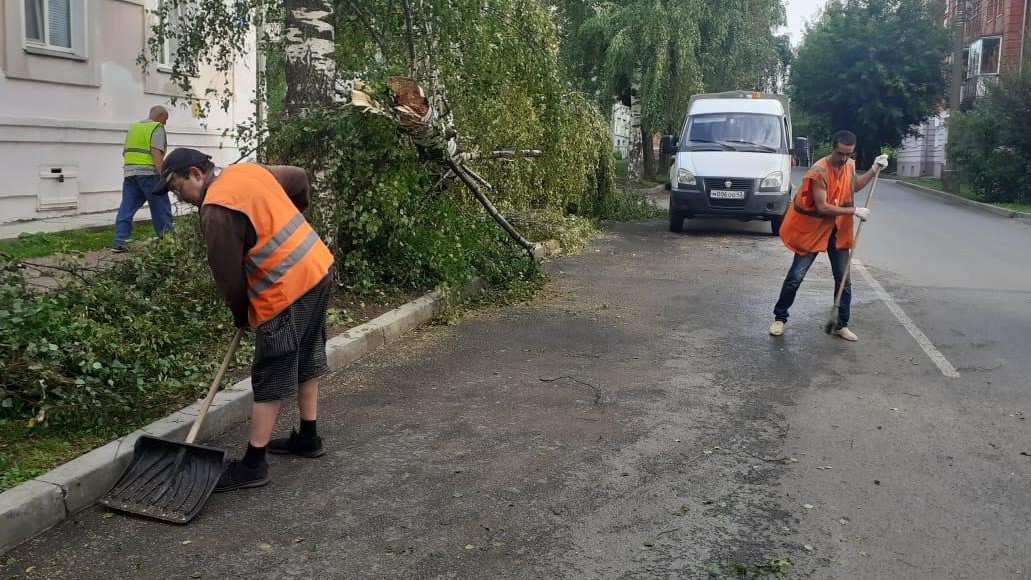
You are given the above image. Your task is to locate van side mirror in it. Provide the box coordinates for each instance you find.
[660,135,678,155]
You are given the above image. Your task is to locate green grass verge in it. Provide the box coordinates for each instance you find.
[0,226,154,260]
[899,178,1031,214]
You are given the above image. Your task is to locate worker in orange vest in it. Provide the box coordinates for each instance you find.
[769,131,888,341]
[155,148,335,491]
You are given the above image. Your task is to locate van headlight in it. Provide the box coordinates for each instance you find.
[677,169,696,187]
[759,171,784,191]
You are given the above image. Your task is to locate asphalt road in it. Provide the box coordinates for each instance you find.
[4,172,1030,579]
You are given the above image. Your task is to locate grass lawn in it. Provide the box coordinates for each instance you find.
[613,159,668,189]
[0,226,154,260]
[899,177,1031,214]
[614,159,629,180]
[0,424,124,492]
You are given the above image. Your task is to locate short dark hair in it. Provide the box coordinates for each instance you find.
[831,130,857,148]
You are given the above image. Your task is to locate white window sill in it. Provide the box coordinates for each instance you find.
[24,45,87,61]
[156,64,174,74]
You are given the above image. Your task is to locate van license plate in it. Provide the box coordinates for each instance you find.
[710,190,745,199]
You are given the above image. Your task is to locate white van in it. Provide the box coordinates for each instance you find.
[662,91,793,235]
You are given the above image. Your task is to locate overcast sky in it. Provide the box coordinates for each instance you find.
[780,0,828,46]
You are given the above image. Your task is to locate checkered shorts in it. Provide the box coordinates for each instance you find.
[251,275,332,402]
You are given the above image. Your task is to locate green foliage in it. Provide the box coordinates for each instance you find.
[0,218,251,428]
[790,0,949,167]
[947,73,1031,204]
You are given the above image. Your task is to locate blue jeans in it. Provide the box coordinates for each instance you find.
[773,231,851,329]
[114,174,174,248]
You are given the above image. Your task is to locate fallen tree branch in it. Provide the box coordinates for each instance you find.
[457,150,543,162]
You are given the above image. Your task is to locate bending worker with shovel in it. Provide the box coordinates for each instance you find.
[769,130,887,341]
[157,148,335,491]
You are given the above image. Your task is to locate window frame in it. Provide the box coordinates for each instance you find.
[21,0,88,60]
[155,1,186,73]
[969,36,1002,77]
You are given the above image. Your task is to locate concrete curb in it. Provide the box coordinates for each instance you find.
[893,179,1031,221]
[0,278,486,554]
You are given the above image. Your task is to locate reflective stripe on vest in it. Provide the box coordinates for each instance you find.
[123,121,160,166]
[202,163,334,327]
[244,213,306,276]
[247,230,321,298]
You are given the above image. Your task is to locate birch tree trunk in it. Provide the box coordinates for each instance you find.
[627,90,643,183]
[284,0,336,113]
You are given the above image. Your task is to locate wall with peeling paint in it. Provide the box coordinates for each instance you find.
[0,0,256,223]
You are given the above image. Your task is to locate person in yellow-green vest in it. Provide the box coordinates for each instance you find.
[112,105,174,252]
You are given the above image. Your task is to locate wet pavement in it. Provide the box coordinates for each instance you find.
[3,179,1030,579]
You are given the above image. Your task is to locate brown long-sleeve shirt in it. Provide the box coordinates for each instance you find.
[199,165,312,328]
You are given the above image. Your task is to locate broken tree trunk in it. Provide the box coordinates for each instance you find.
[348,76,537,255]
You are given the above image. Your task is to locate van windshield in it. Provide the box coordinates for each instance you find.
[680,113,786,153]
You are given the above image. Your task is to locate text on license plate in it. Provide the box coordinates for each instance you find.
[709,189,745,199]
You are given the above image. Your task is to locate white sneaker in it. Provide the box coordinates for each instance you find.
[833,327,858,342]
[769,321,785,336]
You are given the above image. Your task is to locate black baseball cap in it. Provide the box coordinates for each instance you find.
[152,148,212,195]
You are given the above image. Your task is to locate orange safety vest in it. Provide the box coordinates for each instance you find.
[779,157,857,255]
[203,163,335,327]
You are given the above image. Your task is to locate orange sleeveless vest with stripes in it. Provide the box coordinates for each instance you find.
[778,157,857,255]
[203,164,334,327]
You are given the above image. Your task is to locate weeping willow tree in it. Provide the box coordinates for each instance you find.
[558,0,790,181]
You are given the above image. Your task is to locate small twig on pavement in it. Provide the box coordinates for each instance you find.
[539,376,602,405]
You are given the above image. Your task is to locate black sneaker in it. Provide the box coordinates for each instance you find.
[268,429,325,457]
[214,459,270,492]
[110,246,126,254]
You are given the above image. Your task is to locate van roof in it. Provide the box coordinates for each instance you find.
[689,98,784,116]
[685,91,791,141]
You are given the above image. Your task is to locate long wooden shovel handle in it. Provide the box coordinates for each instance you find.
[834,171,880,306]
[185,328,245,444]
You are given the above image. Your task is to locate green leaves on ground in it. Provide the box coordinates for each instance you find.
[0,221,248,430]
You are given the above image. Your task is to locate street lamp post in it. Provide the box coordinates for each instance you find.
[943,0,965,193]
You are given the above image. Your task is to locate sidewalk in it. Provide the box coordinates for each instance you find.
[892,178,1031,222]
[0,203,194,242]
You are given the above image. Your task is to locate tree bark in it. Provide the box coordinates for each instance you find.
[641,131,656,182]
[627,91,643,183]
[283,0,336,114]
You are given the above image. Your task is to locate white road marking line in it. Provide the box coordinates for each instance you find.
[853,260,960,378]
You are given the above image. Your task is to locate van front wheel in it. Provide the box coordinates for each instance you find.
[770,215,784,236]
[669,210,685,233]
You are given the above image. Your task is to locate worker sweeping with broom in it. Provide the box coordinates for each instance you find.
[769,130,888,341]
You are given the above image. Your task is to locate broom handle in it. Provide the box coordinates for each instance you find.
[834,171,880,306]
[185,328,245,444]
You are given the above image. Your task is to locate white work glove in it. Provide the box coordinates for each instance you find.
[874,154,889,171]
[854,207,871,222]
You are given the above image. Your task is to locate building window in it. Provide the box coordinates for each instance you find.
[968,37,1001,77]
[23,0,86,58]
[156,2,185,71]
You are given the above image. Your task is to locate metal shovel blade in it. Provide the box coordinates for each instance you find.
[98,434,225,524]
